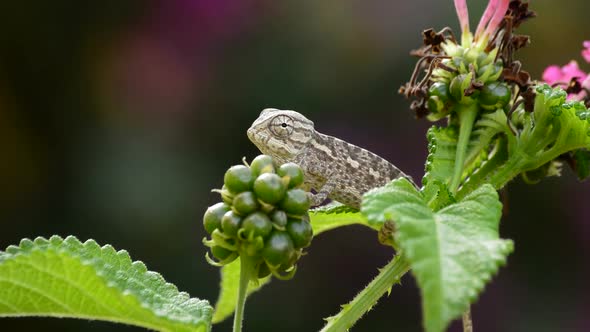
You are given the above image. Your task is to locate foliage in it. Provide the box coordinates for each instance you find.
[0,236,212,332]
[2,2,590,332]
[363,179,512,332]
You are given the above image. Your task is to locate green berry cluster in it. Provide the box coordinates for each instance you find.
[202,155,313,280]
[426,45,511,121]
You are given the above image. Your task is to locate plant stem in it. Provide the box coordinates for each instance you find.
[233,256,256,332]
[320,255,411,332]
[449,103,479,193]
[462,306,473,332]
[449,104,479,331]
[456,137,508,200]
[486,153,526,191]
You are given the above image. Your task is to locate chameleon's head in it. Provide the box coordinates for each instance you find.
[247,108,315,162]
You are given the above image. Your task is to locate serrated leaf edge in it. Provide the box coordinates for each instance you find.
[0,235,213,329]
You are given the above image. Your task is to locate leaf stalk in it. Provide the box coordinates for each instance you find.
[320,255,410,332]
[233,255,257,332]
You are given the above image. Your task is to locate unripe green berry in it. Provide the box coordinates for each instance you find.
[232,191,260,216]
[203,202,230,234]
[277,163,304,188]
[286,217,313,248]
[221,210,242,237]
[224,165,254,194]
[479,82,511,111]
[280,189,310,216]
[250,155,275,175]
[263,231,295,267]
[429,82,450,101]
[270,210,288,228]
[241,212,273,240]
[253,173,287,205]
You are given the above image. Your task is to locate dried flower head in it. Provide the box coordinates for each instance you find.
[401,0,535,121]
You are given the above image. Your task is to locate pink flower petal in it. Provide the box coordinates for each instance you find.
[454,0,470,33]
[562,61,587,82]
[475,0,498,40]
[484,0,510,39]
[542,65,564,85]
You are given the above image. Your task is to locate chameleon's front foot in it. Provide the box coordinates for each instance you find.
[378,221,398,250]
[308,191,329,207]
[308,180,337,207]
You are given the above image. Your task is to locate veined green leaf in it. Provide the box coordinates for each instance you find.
[480,85,590,190]
[310,203,376,235]
[520,85,590,168]
[465,109,507,168]
[421,180,456,212]
[362,178,513,332]
[423,126,458,188]
[0,236,212,332]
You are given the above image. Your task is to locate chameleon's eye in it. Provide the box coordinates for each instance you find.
[269,115,294,137]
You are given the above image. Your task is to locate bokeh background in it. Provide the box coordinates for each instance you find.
[1,0,589,331]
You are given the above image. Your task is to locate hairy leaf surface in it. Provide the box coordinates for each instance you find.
[310,203,376,235]
[423,126,458,188]
[362,179,513,332]
[0,236,212,332]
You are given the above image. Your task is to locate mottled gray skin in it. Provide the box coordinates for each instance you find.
[247,108,415,209]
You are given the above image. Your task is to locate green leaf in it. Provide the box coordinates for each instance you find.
[483,85,590,190]
[212,259,270,324]
[423,126,458,188]
[309,203,377,235]
[456,137,509,200]
[0,236,212,332]
[571,149,590,180]
[465,109,507,167]
[520,85,590,167]
[362,178,513,332]
[421,180,456,212]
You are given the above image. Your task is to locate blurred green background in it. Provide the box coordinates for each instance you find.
[1,1,589,331]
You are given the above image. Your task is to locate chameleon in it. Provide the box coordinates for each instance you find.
[247,108,416,209]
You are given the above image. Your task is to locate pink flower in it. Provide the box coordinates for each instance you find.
[582,41,590,63]
[542,61,587,85]
[454,0,470,35]
[482,0,510,41]
[542,41,590,102]
[454,0,510,45]
[475,0,499,40]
